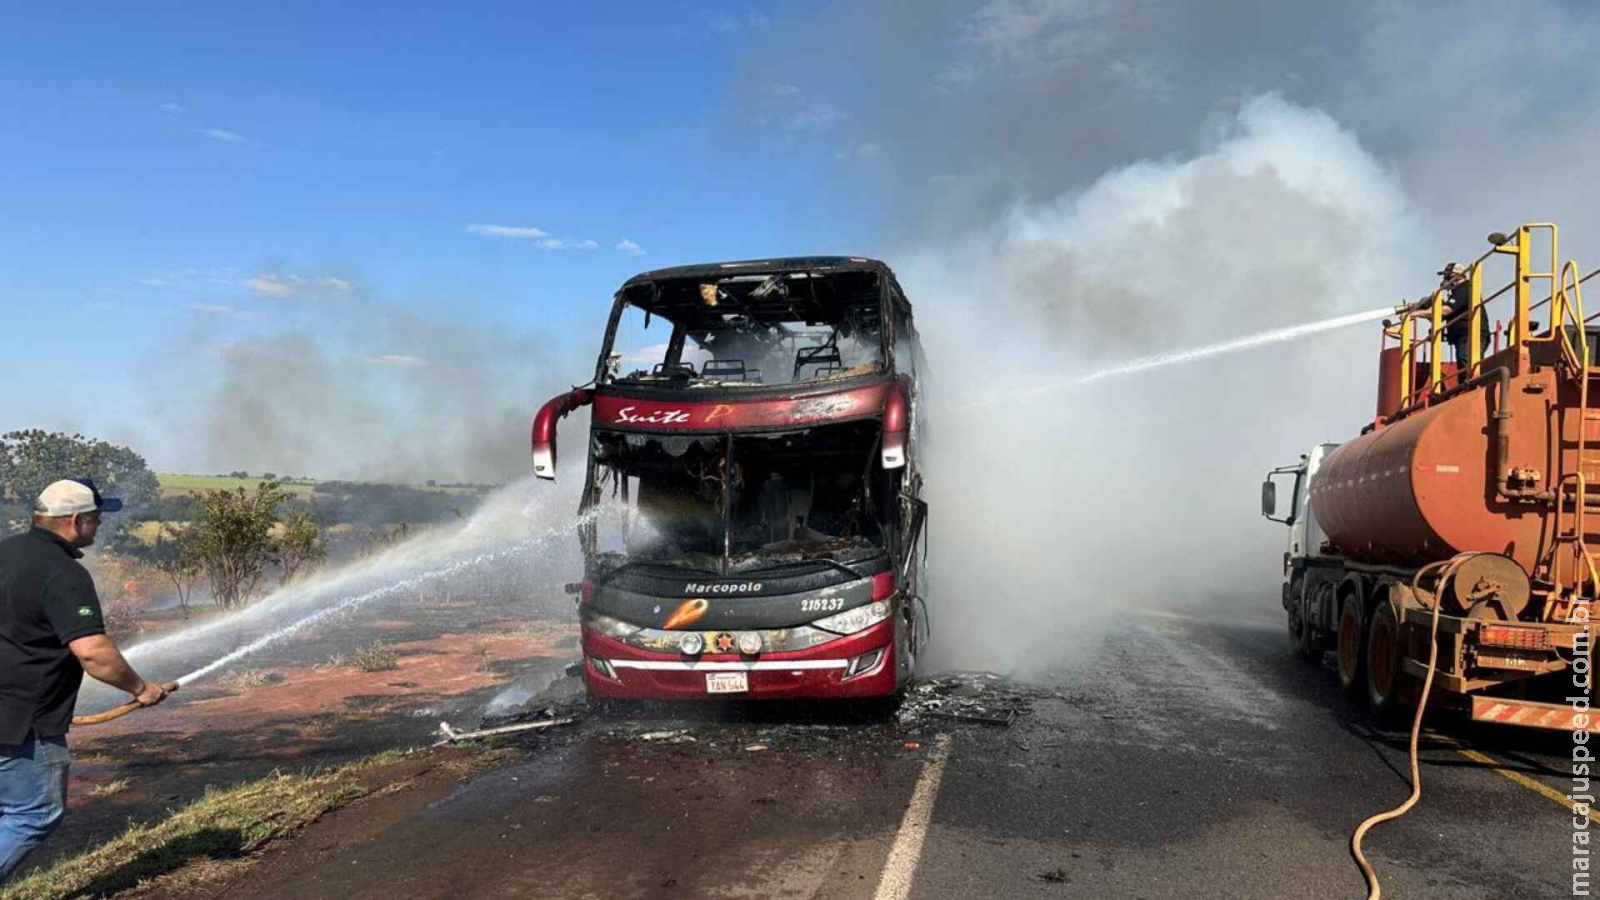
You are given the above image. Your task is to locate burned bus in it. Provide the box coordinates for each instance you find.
[532,257,928,700]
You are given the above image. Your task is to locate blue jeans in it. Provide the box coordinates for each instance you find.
[0,733,70,883]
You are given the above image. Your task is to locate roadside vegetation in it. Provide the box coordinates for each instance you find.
[350,641,400,672]
[0,751,417,900]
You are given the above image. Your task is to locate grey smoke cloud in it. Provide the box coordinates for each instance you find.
[735,0,1600,673]
[158,293,591,485]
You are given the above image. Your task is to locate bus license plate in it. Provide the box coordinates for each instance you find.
[705,672,749,694]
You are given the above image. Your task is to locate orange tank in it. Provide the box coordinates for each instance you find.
[1315,350,1590,572]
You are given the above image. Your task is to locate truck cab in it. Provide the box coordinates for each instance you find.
[1262,443,1338,618]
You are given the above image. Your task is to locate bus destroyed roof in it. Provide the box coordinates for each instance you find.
[619,256,890,289]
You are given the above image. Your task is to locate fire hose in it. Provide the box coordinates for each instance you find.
[71,681,180,726]
[1349,554,1476,900]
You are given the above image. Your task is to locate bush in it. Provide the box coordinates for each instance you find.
[350,642,398,672]
[192,483,289,609]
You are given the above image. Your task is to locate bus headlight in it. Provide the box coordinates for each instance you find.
[585,613,640,640]
[813,600,892,636]
[680,632,705,655]
[737,632,763,655]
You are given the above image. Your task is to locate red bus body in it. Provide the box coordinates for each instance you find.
[534,257,928,701]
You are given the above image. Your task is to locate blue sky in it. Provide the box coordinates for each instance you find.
[8,1,1598,482]
[1,2,900,473]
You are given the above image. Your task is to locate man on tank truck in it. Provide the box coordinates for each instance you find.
[0,479,167,881]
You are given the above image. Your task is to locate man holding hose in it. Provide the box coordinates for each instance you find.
[0,479,166,881]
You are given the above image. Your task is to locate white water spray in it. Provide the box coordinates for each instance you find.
[75,479,589,715]
[174,539,539,687]
[1009,306,1393,400]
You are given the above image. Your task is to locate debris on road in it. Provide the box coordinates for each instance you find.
[743,744,768,752]
[438,717,578,743]
[639,730,697,744]
[898,672,1038,728]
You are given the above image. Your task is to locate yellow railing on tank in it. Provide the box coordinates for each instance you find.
[1375,223,1600,600]
[1387,223,1562,407]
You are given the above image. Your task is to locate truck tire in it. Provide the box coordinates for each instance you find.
[1336,593,1366,695]
[1365,598,1407,722]
[1288,577,1319,661]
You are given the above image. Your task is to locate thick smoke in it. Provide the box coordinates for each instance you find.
[739,1,1600,674]
[908,98,1413,672]
[153,296,592,485]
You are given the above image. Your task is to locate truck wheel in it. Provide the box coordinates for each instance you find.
[1287,576,1318,660]
[1365,599,1407,721]
[1336,594,1366,695]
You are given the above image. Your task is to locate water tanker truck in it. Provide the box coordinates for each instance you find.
[1263,223,1592,731]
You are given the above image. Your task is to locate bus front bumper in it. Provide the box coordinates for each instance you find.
[580,619,899,700]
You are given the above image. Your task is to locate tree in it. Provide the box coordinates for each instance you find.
[277,511,327,584]
[149,523,203,619]
[361,522,412,557]
[191,482,287,609]
[0,430,160,543]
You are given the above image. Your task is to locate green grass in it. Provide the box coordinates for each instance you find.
[155,475,489,498]
[0,751,413,900]
[156,474,316,498]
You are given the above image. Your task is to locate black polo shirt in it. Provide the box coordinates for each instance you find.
[0,527,106,744]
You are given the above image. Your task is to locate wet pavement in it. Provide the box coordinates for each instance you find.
[210,601,1570,900]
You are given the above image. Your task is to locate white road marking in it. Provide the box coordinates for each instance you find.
[872,732,952,900]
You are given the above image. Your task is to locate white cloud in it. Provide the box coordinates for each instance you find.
[616,239,645,256]
[360,354,429,367]
[136,277,169,287]
[244,274,353,298]
[245,276,294,296]
[964,0,1118,74]
[160,102,187,114]
[788,101,845,131]
[191,303,241,316]
[708,12,767,33]
[217,341,305,363]
[536,237,599,251]
[197,128,247,143]
[835,142,883,160]
[466,223,549,239]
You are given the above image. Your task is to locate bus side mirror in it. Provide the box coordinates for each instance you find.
[532,389,594,481]
[1260,480,1278,519]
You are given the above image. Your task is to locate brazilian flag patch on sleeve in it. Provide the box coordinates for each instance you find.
[78,606,94,617]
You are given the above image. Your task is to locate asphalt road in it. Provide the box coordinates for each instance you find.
[230,604,1574,900]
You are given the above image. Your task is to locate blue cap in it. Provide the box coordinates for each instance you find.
[70,478,123,513]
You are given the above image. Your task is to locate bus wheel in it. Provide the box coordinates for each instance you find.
[1336,594,1366,695]
[1365,599,1407,722]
